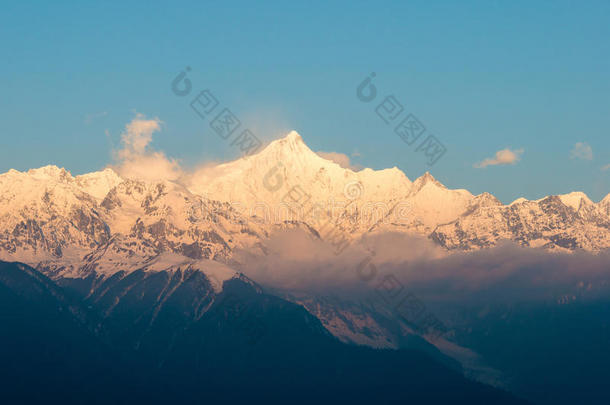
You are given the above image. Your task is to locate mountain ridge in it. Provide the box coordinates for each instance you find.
[0,131,607,399]
[1,130,608,266]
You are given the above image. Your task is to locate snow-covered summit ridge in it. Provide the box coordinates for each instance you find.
[0,130,609,258]
[2,165,123,202]
[187,131,413,218]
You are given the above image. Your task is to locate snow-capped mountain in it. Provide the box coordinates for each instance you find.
[431,193,610,251]
[187,130,609,251]
[0,165,268,284]
[383,172,475,234]
[187,132,480,237]
[1,130,607,391]
[189,131,413,208]
[0,166,111,264]
[1,130,608,280]
[188,130,414,238]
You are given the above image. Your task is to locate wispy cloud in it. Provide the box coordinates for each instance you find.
[112,113,183,182]
[317,151,363,171]
[570,142,593,161]
[118,114,162,156]
[84,111,108,124]
[474,148,524,168]
[601,163,610,171]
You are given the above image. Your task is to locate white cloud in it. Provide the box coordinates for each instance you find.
[474,148,524,168]
[112,113,183,182]
[317,151,363,171]
[117,114,161,156]
[570,142,593,161]
[237,229,610,305]
[602,164,610,171]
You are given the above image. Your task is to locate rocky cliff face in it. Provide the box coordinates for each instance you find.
[431,194,610,251]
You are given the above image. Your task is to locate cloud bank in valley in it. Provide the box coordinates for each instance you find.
[236,229,610,305]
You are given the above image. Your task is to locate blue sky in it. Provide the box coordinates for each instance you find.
[1,0,609,202]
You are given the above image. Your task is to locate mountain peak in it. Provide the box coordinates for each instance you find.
[75,167,121,181]
[27,165,73,182]
[410,172,446,194]
[75,168,123,200]
[558,191,593,211]
[509,197,528,206]
[257,130,318,162]
[421,171,434,179]
[285,130,303,142]
[473,192,503,207]
[272,130,305,148]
